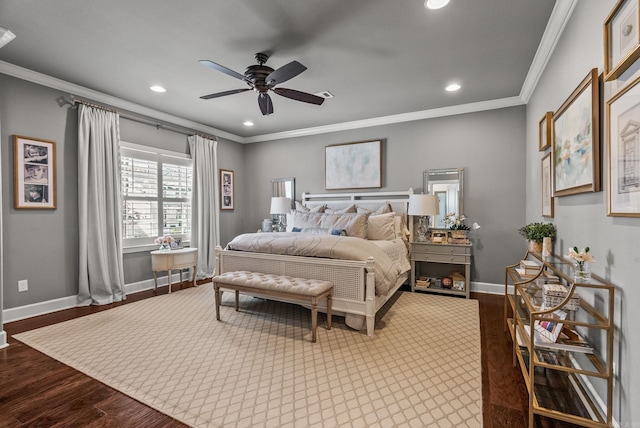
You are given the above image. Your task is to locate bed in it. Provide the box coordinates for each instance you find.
[214,189,415,336]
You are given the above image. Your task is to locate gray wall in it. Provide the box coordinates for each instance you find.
[0,73,246,308]
[527,0,636,422]
[244,106,527,285]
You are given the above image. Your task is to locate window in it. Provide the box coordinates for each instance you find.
[120,142,192,248]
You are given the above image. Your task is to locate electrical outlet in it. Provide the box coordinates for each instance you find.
[18,279,28,292]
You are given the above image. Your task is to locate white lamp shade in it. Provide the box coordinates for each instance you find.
[408,194,439,216]
[270,197,291,215]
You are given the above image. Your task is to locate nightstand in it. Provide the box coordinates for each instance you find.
[410,241,471,298]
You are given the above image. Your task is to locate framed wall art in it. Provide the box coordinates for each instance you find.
[538,111,553,151]
[325,140,381,190]
[13,135,56,209]
[604,0,640,81]
[220,169,234,210]
[606,74,640,216]
[552,68,600,197]
[541,152,554,218]
[171,237,183,249]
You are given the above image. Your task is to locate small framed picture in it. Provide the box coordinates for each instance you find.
[604,0,640,81]
[220,169,234,210]
[430,230,449,244]
[13,135,56,209]
[538,112,552,151]
[171,237,183,249]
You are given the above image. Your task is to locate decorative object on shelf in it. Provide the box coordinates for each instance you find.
[552,68,600,197]
[606,73,640,217]
[13,135,57,209]
[518,222,555,252]
[325,140,382,190]
[408,194,439,241]
[429,229,448,244]
[270,197,291,232]
[542,237,552,257]
[262,219,273,232]
[604,0,640,81]
[542,283,580,311]
[567,246,595,282]
[155,235,175,251]
[171,237,183,250]
[443,213,480,240]
[220,169,234,210]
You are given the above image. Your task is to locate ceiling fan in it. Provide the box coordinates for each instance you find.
[199,52,325,116]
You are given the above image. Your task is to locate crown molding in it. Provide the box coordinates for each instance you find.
[0,60,243,143]
[244,96,525,143]
[519,0,578,103]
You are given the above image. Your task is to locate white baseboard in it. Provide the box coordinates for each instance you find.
[4,278,502,324]
[0,331,8,349]
[2,273,187,324]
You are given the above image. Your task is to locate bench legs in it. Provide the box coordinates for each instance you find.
[213,284,333,343]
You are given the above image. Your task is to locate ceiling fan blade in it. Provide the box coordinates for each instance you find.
[199,60,247,82]
[200,88,251,100]
[273,88,325,105]
[258,93,274,115]
[265,61,307,86]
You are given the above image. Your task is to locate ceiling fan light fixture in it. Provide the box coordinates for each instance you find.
[425,0,449,10]
[150,85,166,93]
[0,26,16,49]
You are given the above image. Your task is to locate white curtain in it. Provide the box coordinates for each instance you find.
[77,105,125,305]
[188,135,219,279]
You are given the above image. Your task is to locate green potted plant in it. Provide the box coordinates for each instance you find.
[519,222,555,252]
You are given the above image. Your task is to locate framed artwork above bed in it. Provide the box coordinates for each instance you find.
[325,140,382,190]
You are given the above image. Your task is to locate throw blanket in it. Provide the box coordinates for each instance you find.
[226,233,409,296]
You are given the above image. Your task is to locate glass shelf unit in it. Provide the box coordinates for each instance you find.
[504,251,614,427]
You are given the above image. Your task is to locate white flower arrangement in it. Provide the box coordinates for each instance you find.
[443,213,481,231]
[155,235,175,246]
[567,246,595,267]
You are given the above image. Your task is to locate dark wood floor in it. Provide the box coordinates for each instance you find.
[1,284,574,427]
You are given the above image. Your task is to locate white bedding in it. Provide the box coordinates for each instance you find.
[226,232,410,296]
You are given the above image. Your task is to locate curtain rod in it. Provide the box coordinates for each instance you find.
[71,97,218,141]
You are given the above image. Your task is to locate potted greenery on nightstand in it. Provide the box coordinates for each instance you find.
[519,222,555,252]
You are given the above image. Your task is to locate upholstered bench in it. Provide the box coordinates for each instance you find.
[212,271,333,342]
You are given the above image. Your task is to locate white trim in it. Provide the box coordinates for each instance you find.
[0,331,7,349]
[2,273,189,324]
[519,0,578,103]
[244,97,525,143]
[471,281,509,295]
[0,60,243,143]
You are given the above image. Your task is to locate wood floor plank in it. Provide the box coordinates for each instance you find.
[1,286,576,427]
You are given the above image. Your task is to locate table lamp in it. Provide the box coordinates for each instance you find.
[270,197,291,232]
[408,194,439,241]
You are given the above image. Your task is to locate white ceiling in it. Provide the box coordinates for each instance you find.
[0,0,559,142]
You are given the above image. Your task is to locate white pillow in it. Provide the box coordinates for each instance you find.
[295,201,325,213]
[367,212,396,241]
[325,204,356,214]
[320,213,368,239]
[357,203,392,215]
[291,212,323,230]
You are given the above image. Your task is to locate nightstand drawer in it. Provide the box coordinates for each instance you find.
[412,253,468,264]
[412,244,471,256]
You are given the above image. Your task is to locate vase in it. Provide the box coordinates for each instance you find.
[159,243,171,252]
[528,240,542,253]
[573,262,591,282]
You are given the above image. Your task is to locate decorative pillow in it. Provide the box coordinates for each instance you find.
[367,212,396,241]
[292,227,347,236]
[320,213,368,239]
[325,204,356,214]
[357,203,392,215]
[291,211,324,230]
[295,201,325,213]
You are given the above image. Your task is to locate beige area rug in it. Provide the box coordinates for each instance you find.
[14,285,482,427]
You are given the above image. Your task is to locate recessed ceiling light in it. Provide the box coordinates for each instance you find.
[445,83,461,92]
[243,121,254,127]
[425,0,450,10]
[150,85,166,93]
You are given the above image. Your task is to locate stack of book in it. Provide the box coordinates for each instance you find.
[415,276,430,288]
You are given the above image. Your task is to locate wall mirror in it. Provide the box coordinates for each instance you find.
[423,168,464,228]
[271,177,295,209]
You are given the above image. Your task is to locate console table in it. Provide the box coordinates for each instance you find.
[150,247,198,294]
